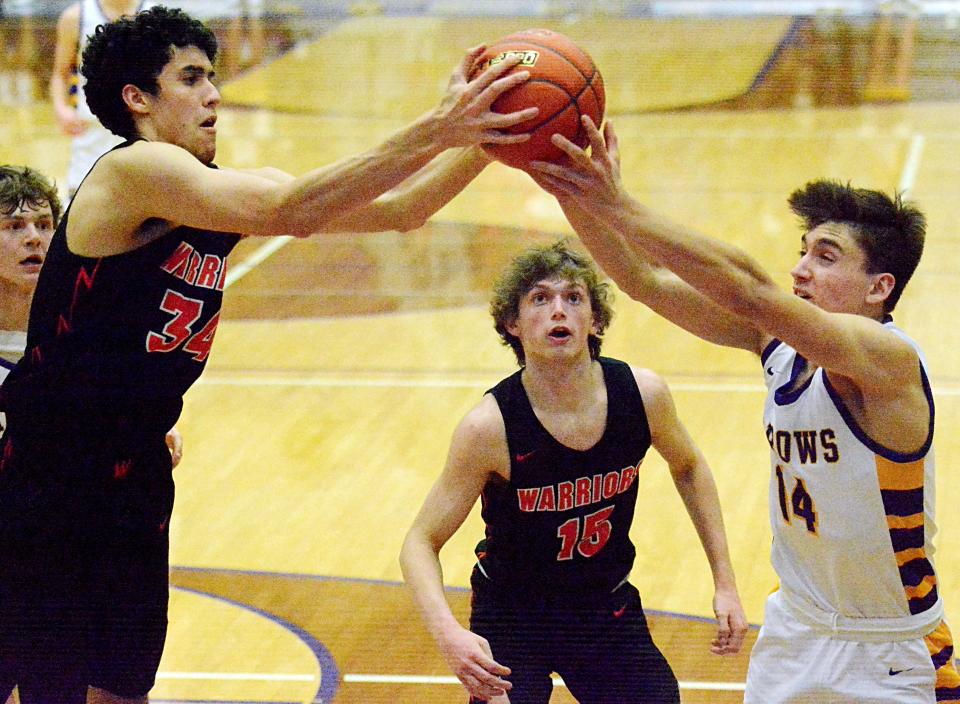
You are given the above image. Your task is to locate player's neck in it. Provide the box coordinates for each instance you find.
[521,355,601,413]
[0,285,31,332]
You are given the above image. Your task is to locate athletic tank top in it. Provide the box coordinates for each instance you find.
[0,141,240,433]
[761,320,941,630]
[478,357,650,594]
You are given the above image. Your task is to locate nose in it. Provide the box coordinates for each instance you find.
[205,79,221,108]
[21,223,43,245]
[549,295,566,318]
[791,253,810,282]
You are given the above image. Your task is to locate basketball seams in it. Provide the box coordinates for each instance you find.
[480,29,603,166]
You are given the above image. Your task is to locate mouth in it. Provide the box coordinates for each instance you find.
[793,288,811,301]
[200,115,217,130]
[548,326,572,341]
[19,253,43,270]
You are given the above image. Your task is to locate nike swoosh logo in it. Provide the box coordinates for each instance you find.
[766,366,775,375]
[888,667,914,676]
[515,450,537,463]
[613,604,627,618]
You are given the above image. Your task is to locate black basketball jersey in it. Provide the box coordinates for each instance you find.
[0,145,240,433]
[479,357,651,594]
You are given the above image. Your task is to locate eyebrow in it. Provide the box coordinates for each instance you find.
[803,235,845,252]
[179,65,215,80]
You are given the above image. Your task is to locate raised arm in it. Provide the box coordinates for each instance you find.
[533,118,920,397]
[50,3,86,136]
[635,367,747,655]
[69,48,539,255]
[555,191,766,353]
[317,145,493,233]
[399,395,513,701]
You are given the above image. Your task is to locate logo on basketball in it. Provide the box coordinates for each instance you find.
[489,50,540,68]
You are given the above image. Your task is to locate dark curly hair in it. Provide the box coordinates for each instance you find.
[788,180,925,312]
[491,240,613,366]
[81,5,217,140]
[0,165,62,226]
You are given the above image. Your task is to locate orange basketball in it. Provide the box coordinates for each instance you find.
[471,28,605,169]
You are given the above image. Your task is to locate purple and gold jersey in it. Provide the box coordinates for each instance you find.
[761,320,942,632]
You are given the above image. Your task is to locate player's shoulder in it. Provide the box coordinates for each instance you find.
[623,364,668,395]
[101,140,206,180]
[454,393,506,446]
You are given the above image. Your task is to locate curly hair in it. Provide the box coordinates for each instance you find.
[788,180,925,312]
[491,240,613,366]
[0,165,62,225]
[81,5,217,140]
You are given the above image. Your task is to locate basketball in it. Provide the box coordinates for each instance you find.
[471,28,605,168]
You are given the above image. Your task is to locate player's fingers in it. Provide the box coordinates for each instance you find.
[482,106,538,129]
[548,132,590,164]
[469,53,524,95]
[451,45,487,86]
[715,613,732,642]
[481,129,530,145]
[474,69,530,110]
[604,120,621,166]
[582,115,606,156]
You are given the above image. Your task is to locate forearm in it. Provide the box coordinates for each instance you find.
[566,198,764,351]
[277,110,450,235]
[672,464,738,590]
[400,533,464,642]
[596,196,778,322]
[323,145,492,233]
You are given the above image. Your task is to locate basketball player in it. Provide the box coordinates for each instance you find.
[0,6,539,704]
[0,164,183,704]
[51,0,157,197]
[400,241,747,704]
[530,117,960,702]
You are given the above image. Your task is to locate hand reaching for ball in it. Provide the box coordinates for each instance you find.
[431,45,541,150]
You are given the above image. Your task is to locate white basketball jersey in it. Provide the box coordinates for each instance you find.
[69,1,154,192]
[761,321,941,631]
[75,0,153,122]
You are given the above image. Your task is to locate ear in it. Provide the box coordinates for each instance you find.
[121,83,152,116]
[506,317,520,338]
[866,272,895,306]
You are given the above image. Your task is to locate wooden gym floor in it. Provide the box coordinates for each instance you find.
[3,13,960,704]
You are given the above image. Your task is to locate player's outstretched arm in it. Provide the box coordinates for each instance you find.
[50,3,87,137]
[635,367,747,656]
[74,48,538,254]
[533,118,922,393]
[529,122,767,355]
[318,145,494,234]
[399,395,513,701]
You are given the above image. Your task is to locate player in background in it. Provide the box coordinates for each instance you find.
[401,241,746,703]
[50,0,157,197]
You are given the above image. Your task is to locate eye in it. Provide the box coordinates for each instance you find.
[568,292,582,304]
[531,292,547,304]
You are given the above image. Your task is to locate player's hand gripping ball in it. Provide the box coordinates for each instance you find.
[471,28,605,169]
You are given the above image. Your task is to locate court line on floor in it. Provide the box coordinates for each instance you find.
[342,673,745,691]
[899,132,926,197]
[196,371,960,396]
[224,236,295,289]
[156,672,314,682]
